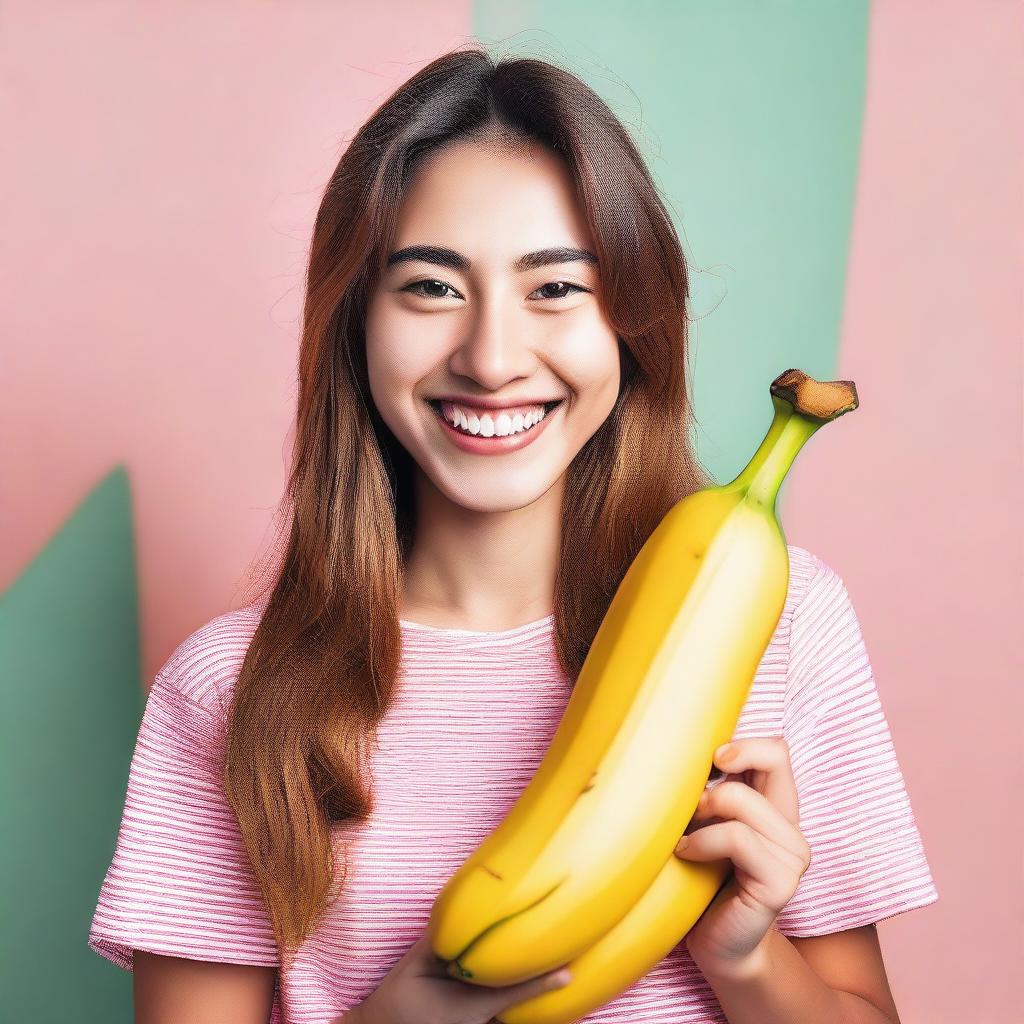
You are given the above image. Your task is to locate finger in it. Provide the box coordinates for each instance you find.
[674,820,797,907]
[713,737,800,826]
[477,965,573,1015]
[689,780,806,859]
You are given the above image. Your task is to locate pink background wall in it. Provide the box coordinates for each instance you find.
[781,5,1022,1020]
[2,3,1020,1021]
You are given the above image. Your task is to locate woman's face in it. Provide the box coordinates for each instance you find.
[364,137,621,514]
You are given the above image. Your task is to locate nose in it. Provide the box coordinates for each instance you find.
[445,291,539,391]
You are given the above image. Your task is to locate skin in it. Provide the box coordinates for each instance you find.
[363,137,620,631]
[678,737,815,967]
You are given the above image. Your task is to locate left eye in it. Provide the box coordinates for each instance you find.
[530,281,588,300]
[404,280,588,300]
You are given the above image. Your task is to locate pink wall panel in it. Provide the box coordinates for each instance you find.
[781,4,1022,1019]
[0,1,475,678]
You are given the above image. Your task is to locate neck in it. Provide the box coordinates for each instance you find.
[400,470,562,630]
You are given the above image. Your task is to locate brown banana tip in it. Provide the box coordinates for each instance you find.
[771,368,859,421]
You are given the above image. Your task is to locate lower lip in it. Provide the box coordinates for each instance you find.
[428,401,562,455]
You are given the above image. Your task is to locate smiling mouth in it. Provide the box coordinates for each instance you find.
[425,398,563,437]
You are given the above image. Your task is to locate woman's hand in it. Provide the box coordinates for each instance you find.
[674,737,811,976]
[345,929,573,1024]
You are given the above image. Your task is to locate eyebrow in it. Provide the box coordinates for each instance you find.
[385,244,598,274]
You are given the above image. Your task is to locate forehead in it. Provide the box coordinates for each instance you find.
[393,139,592,256]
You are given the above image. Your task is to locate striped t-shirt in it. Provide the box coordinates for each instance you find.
[88,544,939,1024]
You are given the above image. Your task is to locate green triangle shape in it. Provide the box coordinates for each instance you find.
[1,465,141,1021]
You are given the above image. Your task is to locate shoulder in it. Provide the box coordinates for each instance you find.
[784,543,836,616]
[155,599,266,723]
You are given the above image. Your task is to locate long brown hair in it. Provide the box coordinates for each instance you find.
[224,44,713,969]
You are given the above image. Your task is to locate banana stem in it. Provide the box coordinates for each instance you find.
[724,369,859,515]
[733,401,821,514]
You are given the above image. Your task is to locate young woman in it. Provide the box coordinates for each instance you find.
[88,47,937,1024]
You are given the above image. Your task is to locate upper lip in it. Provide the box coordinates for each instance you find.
[427,395,564,410]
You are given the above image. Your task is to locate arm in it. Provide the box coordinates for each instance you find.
[693,924,901,1024]
[133,950,277,1024]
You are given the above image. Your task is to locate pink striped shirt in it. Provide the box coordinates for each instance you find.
[88,544,938,1023]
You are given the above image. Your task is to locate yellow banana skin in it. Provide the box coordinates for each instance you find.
[430,494,786,971]
[427,370,858,1024]
[491,856,731,1024]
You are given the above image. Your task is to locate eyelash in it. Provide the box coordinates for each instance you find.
[403,279,590,301]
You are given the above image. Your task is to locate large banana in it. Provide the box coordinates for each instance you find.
[427,369,859,1024]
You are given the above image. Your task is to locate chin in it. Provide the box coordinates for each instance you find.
[432,471,560,515]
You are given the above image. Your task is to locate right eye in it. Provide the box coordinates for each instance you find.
[403,279,462,300]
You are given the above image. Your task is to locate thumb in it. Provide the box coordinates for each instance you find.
[492,966,573,1012]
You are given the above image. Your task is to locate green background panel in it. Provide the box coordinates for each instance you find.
[1,466,141,1021]
[473,0,869,500]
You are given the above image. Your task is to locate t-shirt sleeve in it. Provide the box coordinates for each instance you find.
[88,666,280,970]
[773,558,939,937]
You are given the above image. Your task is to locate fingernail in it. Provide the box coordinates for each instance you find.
[554,968,572,984]
[716,743,734,763]
[675,835,690,853]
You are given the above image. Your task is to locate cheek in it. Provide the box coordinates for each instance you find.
[364,309,435,399]
[552,315,620,407]
[364,335,411,439]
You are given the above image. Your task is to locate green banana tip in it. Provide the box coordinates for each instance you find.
[447,958,473,979]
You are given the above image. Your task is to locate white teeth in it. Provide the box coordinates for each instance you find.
[442,402,549,437]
